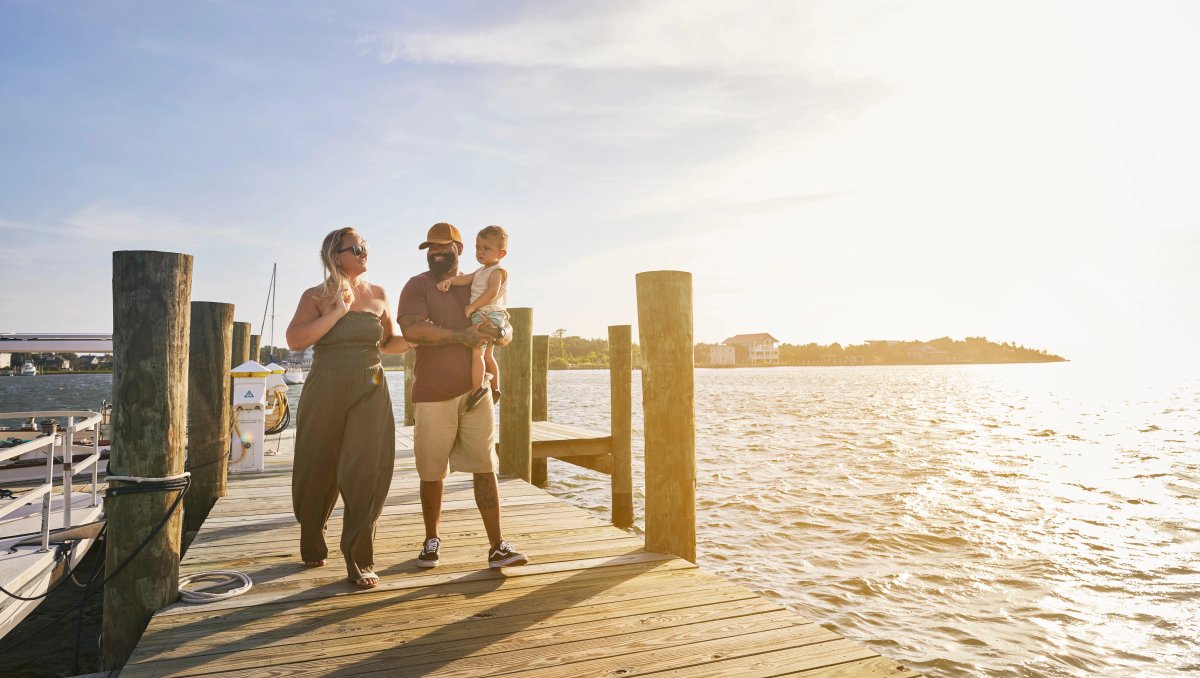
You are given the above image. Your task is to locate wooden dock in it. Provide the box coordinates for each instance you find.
[122,426,918,677]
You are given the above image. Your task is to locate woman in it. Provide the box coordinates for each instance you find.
[286,227,410,589]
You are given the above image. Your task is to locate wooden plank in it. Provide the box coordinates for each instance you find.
[552,453,613,475]
[786,656,924,677]
[136,609,810,678]
[137,565,734,642]
[143,559,698,634]
[532,437,612,458]
[129,578,772,673]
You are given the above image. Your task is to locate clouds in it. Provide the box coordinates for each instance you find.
[2,1,1198,364]
[362,2,822,74]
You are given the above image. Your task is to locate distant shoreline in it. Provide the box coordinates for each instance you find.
[1,359,1068,377]
[0,370,113,376]
[555,357,1068,370]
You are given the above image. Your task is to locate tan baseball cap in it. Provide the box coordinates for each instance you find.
[419,222,463,250]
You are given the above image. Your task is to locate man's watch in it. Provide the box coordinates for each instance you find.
[495,325,507,340]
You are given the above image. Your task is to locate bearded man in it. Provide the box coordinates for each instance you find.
[397,222,528,569]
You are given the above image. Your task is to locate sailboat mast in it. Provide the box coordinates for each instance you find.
[258,263,278,363]
[270,263,277,361]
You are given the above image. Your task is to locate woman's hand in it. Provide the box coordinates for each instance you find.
[287,285,350,351]
[324,287,352,317]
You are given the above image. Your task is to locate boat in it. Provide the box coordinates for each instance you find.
[1,409,107,639]
[19,362,36,376]
[283,364,306,385]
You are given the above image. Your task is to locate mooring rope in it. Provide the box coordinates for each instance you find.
[178,570,253,603]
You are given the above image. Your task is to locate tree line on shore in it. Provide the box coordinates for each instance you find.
[705,336,1066,366]
[4,335,1065,375]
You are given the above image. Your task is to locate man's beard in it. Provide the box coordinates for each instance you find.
[427,250,458,277]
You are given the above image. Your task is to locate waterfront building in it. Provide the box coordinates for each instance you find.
[722,333,780,365]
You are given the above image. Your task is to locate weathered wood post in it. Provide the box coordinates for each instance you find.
[184,301,234,538]
[498,307,532,481]
[532,335,548,422]
[609,324,634,528]
[403,349,415,426]
[249,333,261,364]
[635,271,695,562]
[231,322,250,367]
[531,334,549,486]
[104,251,193,669]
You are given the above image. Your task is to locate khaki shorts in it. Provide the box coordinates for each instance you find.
[413,392,498,480]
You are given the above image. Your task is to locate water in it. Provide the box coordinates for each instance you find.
[3,364,1197,676]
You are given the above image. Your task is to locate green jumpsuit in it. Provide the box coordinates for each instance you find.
[292,311,395,582]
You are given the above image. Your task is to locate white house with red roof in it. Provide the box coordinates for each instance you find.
[722,333,780,364]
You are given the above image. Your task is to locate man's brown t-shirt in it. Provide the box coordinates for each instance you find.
[398,270,473,403]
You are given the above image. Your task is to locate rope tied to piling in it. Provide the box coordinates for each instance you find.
[103,470,255,602]
[104,471,191,498]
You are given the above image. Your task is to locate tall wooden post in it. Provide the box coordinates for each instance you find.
[184,301,233,538]
[531,334,549,486]
[403,349,415,426]
[104,251,193,669]
[498,307,532,481]
[249,333,261,364]
[532,335,548,422]
[609,325,634,528]
[231,322,250,367]
[635,271,695,563]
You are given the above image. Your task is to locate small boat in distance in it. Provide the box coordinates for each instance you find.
[19,362,36,376]
[283,364,306,385]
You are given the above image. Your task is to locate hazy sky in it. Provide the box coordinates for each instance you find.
[2,1,1198,364]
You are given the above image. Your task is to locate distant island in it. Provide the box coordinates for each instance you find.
[696,336,1066,368]
[4,335,1065,374]
[397,333,1064,369]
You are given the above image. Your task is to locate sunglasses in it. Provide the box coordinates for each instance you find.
[337,243,367,256]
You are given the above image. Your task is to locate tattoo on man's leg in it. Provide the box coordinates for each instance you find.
[474,473,499,510]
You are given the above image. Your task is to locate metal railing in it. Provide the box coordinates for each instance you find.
[0,410,103,552]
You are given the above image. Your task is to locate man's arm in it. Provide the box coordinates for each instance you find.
[399,314,493,348]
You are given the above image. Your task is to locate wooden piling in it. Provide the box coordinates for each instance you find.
[249,334,261,364]
[184,301,234,537]
[104,250,193,669]
[498,307,532,481]
[531,334,549,487]
[635,271,695,563]
[231,322,250,367]
[609,324,634,528]
[532,335,549,422]
[403,349,415,427]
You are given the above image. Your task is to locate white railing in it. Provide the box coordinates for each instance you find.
[0,410,103,553]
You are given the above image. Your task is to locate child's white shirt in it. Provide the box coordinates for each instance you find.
[471,263,508,311]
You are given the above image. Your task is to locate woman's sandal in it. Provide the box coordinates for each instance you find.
[303,559,327,568]
[354,572,379,589]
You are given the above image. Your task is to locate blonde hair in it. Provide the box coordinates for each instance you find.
[318,227,358,300]
[478,225,508,249]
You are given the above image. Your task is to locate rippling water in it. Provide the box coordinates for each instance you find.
[4,364,1197,676]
